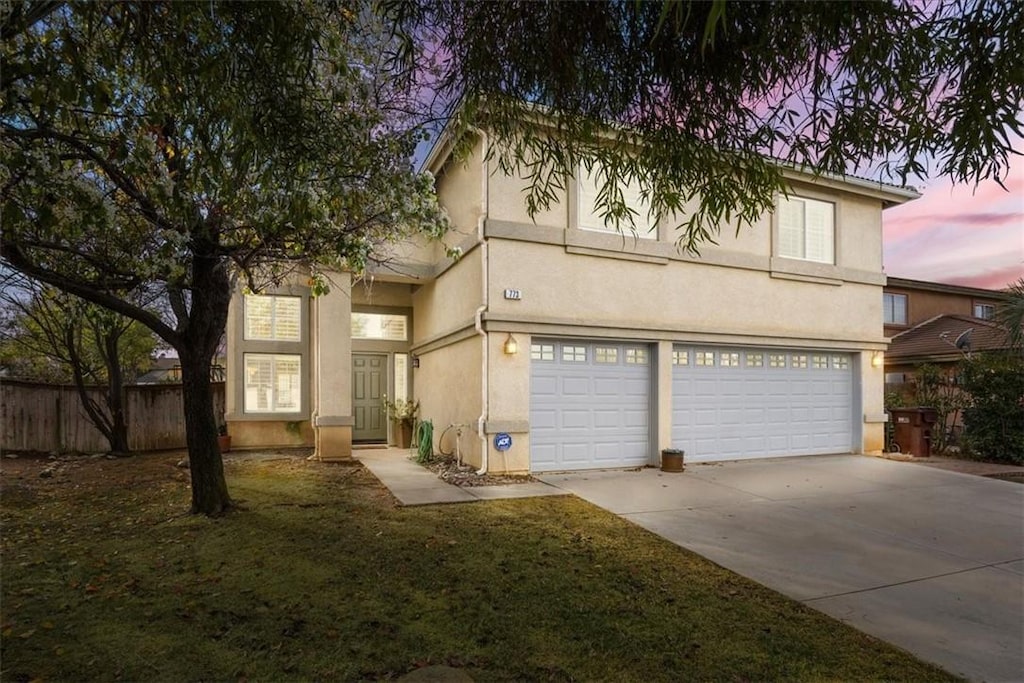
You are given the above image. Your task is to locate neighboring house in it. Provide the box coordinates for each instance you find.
[136,356,226,384]
[882,277,1005,339]
[886,314,1013,380]
[225,128,919,472]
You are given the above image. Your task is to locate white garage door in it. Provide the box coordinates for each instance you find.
[530,339,652,472]
[672,346,853,463]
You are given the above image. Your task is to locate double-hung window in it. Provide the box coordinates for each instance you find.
[778,195,835,264]
[243,294,303,414]
[884,293,908,325]
[973,303,995,320]
[577,162,656,237]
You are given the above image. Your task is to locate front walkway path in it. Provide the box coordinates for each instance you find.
[354,448,569,506]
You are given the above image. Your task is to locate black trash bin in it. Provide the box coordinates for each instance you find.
[661,448,685,472]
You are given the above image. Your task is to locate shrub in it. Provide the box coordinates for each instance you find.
[959,353,1024,465]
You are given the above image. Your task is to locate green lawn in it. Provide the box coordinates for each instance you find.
[1,452,958,682]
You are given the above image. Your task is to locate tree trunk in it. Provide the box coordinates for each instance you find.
[176,247,233,515]
[103,332,130,454]
[180,351,231,515]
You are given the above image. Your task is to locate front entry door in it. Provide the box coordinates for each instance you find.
[353,354,387,442]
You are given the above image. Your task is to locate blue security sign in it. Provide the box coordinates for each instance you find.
[493,432,513,452]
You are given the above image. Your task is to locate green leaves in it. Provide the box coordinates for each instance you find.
[396,0,1022,251]
[2,1,449,329]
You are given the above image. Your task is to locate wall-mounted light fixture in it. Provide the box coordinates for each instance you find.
[503,333,519,355]
[871,351,884,368]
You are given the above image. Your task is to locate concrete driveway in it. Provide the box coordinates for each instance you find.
[539,455,1024,682]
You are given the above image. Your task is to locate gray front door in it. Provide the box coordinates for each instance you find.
[353,353,387,442]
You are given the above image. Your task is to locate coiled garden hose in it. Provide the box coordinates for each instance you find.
[414,419,434,463]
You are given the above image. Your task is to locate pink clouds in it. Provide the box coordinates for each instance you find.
[883,160,1024,290]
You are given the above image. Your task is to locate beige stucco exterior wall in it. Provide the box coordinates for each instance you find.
[486,239,884,345]
[861,351,887,454]
[411,248,483,343]
[414,335,483,467]
[483,331,531,473]
[351,280,414,308]
[311,273,353,460]
[485,155,568,229]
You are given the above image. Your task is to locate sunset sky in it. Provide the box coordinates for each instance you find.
[882,159,1024,290]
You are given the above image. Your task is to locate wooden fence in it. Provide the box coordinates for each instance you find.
[1,380,225,453]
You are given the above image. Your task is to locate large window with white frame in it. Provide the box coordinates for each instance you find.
[244,353,301,413]
[244,295,301,341]
[577,162,656,237]
[884,293,908,325]
[778,195,835,264]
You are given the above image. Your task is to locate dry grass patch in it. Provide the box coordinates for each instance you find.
[1,451,959,682]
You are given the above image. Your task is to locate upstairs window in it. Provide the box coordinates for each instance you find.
[884,293,908,325]
[778,195,834,264]
[244,295,301,342]
[577,163,656,237]
[973,303,995,320]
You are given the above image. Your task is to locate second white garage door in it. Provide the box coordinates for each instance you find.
[672,346,854,463]
[530,339,651,472]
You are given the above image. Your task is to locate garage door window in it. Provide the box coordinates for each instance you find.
[625,347,649,364]
[812,355,828,369]
[672,350,689,365]
[562,345,587,362]
[747,352,763,367]
[832,355,849,369]
[770,354,786,368]
[531,343,554,361]
[792,354,808,368]
[721,352,740,367]
[595,347,618,363]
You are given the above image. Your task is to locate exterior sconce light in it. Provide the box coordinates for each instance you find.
[871,351,884,368]
[503,333,519,355]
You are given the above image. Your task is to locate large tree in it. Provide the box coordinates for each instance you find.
[1,2,448,513]
[391,0,1023,250]
[0,272,158,453]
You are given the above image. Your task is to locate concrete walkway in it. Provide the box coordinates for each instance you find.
[539,454,1024,683]
[354,448,569,506]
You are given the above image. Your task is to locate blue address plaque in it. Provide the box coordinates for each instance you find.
[493,432,513,452]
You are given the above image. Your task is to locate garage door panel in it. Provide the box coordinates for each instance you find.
[532,375,558,396]
[673,345,853,463]
[593,378,621,395]
[531,411,557,429]
[561,409,591,429]
[530,340,651,472]
[623,409,649,428]
[561,377,591,395]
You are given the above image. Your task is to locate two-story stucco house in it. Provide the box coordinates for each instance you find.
[224,128,919,472]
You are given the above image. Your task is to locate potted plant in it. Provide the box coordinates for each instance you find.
[216,413,231,453]
[383,396,419,449]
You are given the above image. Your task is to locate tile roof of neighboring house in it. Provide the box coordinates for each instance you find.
[884,277,1008,299]
[887,314,1012,363]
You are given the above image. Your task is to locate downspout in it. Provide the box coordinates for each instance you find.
[475,129,490,474]
[310,292,321,459]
